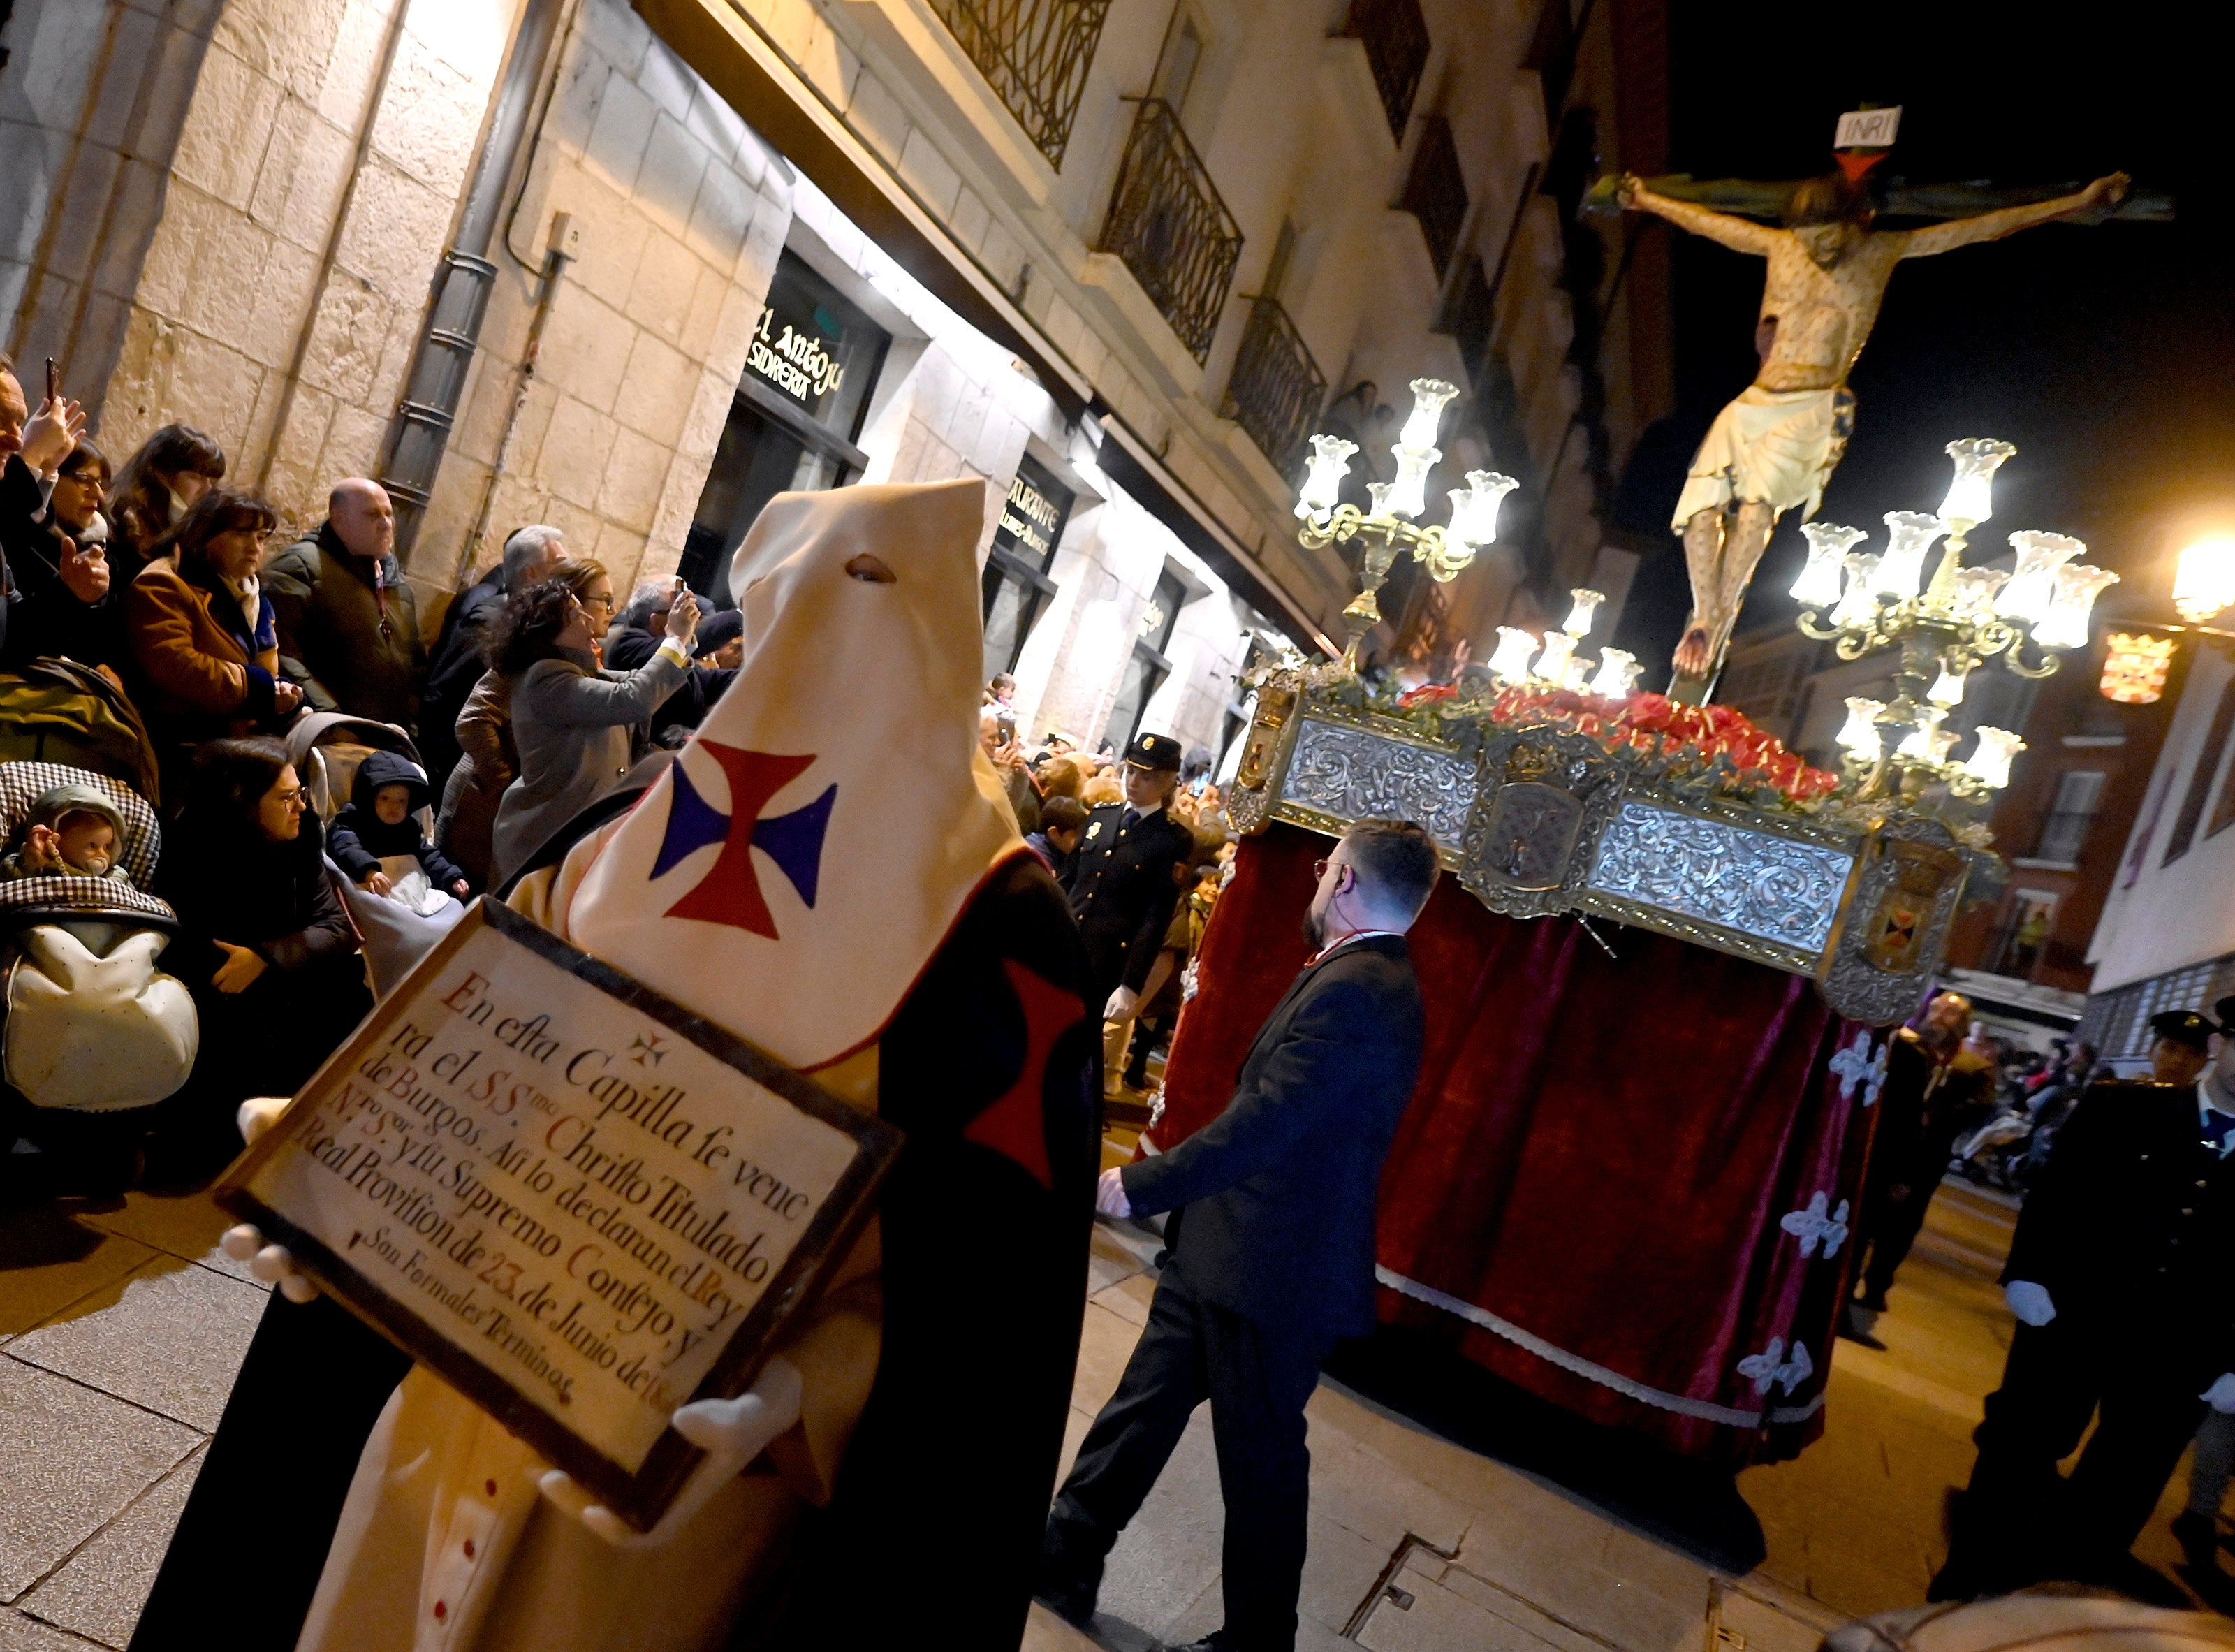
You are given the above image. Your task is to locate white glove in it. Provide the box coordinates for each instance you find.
[218,1099,318,1303]
[1104,986,1140,1022]
[538,1357,804,1547]
[2005,1280,2056,1327]
[2201,1374,2235,1415]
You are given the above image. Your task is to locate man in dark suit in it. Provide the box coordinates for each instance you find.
[1933,1001,2235,1600]
[1037,819,1437,1652]
[1065,732,1198,1028]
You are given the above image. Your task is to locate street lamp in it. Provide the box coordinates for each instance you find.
[2090,537,2235,705]
[1793,438,2114,798]
[1296,377,1520,667]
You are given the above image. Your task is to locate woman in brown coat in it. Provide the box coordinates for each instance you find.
[124,488,303,792]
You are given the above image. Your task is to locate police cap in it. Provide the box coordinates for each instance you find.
[1125,733,1185,772]
[2151,1009,2220,1053]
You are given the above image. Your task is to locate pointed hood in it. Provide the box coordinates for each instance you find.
[566,480,1024,1069]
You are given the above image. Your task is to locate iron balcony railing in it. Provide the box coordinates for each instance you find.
[927,0,1111,168]
[1097,98,1243,363]
[1399,115,1468,277]
[1339,0,1430,140]
[1224,296,1326,477]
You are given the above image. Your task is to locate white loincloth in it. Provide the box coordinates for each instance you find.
[1671,384,1851,531]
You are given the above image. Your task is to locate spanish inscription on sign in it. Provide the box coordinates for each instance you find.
[216,900,898,1528]
[992,453,1075,566]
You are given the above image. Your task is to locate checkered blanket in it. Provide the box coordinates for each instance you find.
[0,762,175,924]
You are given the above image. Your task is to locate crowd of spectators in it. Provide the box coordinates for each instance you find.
[0,353,747,1198]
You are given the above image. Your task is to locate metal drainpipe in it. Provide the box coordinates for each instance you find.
[377,0,569,561]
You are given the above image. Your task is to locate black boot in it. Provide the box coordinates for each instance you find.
[1032,1523,1103,1628]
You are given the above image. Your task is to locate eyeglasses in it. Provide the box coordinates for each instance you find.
[1313,858,1349,882]
[269,787,305,807]
[581,591,617,612]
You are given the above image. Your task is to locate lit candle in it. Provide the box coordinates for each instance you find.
[1791,522,1865,607]
[1831,554,1882,628]
[1897,706,1948,761]
[1928,657,1972,706]
[1365,481,1395,519]
[1954,566,2010,619]
[1534,630,1579,686]
[1560,655,1593,692]
[1590,648,1640,697]
[1446,470,1518,548]
[1397,378,1460,453]
[1562,588,1605,638]
[1385,448,1434,520]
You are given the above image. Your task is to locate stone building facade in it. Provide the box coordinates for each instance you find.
[4,0,1671,759]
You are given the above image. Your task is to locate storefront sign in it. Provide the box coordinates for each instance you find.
[741,252,888,435]
[216,899,898,1530]
[993,454,1075,567]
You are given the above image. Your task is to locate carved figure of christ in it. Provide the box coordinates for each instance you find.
[1614,168,2128,698]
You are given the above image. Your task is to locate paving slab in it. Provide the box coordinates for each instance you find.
[78,1190,260,1282]
[0,1607,111,1651]
[0,1215,155,1343]
[0,1359,198,1602]
[17,1445,204,1649]
[7,1258,266,1431]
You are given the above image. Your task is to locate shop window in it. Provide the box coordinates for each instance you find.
[981,453,1077,678]
[680,250,891,602]
[1101,568,1188,752]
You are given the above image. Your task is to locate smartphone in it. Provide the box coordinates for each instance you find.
[45,358,59,402]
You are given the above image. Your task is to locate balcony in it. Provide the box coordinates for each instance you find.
[1398,115,1467,277]
[927,0,1111,168]
[1223,296,1326,476]
[1338,0,1430,141]
[1097,98,1244,363]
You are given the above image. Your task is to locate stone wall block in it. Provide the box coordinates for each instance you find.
[248,98,315,230]
[296,276,390,403]
[611,327,697,446]
[581,68,658,194]
[596,425,671,533]
[400,0,513,84]
[796,21,860,110]
[85,7,166,150]
[332,161,454,300]
[636,112,713,240]
[634,31,699,122]
[948,186,991,258]
[43,146,128,289]
[318,400,392,494]
[180,211,281,355]
[369,32,484,198]
[683,80,747,168]
[536,395,620,509]
[132,185,218,320]
[578,0,652,79]
[844,69,909,166]
[261,379,340,520]
[216,0,349,102]
[547,169,655,313]
[13,0,109,132]
[316,0,395,126]
[680,261,730,354]
[278,118,358,254]
[173,45,283,210]
[535,286,636,414]
[684,162,754,272]
[897,128,962,219]
[624,230,701,343]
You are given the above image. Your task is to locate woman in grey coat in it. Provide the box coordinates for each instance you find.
[486,562,698,888]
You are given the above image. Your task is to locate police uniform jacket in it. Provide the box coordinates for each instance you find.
[2003,1079,2235,1367]
[1063,801,1194,997]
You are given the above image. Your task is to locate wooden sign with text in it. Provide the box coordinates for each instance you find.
[215,899,900,1530]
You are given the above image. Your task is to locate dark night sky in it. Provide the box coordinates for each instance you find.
[1609,6,2235,668]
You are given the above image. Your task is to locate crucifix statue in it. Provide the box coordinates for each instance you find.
[1611,140,2130,702]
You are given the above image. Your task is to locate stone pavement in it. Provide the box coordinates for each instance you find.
[1,1169,2224,1650]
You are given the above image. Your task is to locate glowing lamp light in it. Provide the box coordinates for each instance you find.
[1830,553,1883,629]
[1954,566,2011,619]
[1562,587,1606,638]
[1873,511,1949,601]
[1838,697,1886,761]
[1487,627,1539,682]
[1386,447,1435,519]
[1928,657,1972,706]
[1365,481,1395,519]
[1937,438,2017,528]
[2174,539,2235,623]
[1590,648,1641,697]
[2100,631,2176,704]
[2032,563,2119,650]
[1791,522,1865,606]
[1560,655,1593,692]
[1446,470,1518,548]
[1534,629,1580,686]
[1397,378,1459,453]
[1296,434,1356,520]
[1897,706,1948,761]
[1998,531,2084,622]
[1964,726,2026,789]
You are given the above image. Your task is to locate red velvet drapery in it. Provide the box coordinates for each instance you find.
[1150,826,1876,1465]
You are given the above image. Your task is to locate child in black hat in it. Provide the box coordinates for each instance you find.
[329,751,471,900]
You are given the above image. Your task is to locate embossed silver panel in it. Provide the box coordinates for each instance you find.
[1278,719,1477,848]
[1588,801,1853,953]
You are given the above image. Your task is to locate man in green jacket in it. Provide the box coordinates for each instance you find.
[263,478,425,731]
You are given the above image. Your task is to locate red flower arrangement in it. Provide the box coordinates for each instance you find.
[1439,686,1840,803]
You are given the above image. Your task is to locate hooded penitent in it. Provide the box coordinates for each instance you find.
[568,479,1025,1069]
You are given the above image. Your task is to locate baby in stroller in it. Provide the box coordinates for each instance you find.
[0,761,196,1197]
[2,782,138,884]
[327,750,471,901]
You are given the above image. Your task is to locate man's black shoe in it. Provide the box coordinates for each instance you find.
[1032,1574,1098,1628]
